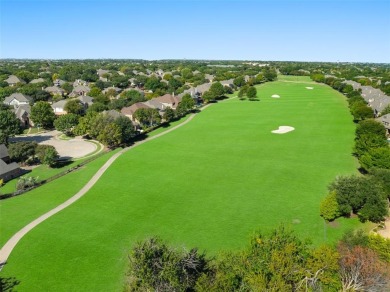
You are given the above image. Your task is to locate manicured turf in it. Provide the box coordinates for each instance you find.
[1,80,365,291]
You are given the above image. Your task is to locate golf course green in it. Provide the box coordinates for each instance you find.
[0,77,364,291]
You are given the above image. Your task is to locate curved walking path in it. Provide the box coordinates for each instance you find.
[0,107,210,267]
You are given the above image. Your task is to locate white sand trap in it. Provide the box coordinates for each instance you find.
[272,126,295,134]
[271,94,280,98]
[306,87,314,90]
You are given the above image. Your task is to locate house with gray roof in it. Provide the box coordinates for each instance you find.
[45,86,66,96]
[51,100,68,115]
[77,95,94,106]
[5,75,25,86]
[29,78,45,84]
[153,94,181,110]
[14,104,33,128]
[220,79,234,88]
[3,93,32,108]
[69,85,91,97]
[344,80,390,116]
[0,144,23,182]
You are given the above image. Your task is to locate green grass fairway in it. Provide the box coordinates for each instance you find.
[1,81,364,291]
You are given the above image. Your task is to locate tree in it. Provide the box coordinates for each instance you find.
[369,168,390,200]
[338,243,390,291]
[31,101,56,129]
[360,147,390,170]
[209,82,225,99]
[64,99,84,115]
[238,85,248,99]
[201,91,215,103]
[354,119,387,157]
[54,114,79,136]
[0,109,21,145]
[86,102,108,113]
[350,102,374,121]
[163,107,175,122]
[35,145,59,167]
[320,191,340,221]
[8,141,37,164]
[34,90,51,102]
[127,237,211,291]
[246,86,257,100]
[114,115,135,143]
[233,76,246,87]
[133,108,161,127]
[97,122,122,148]
[177,94,195,115]
[329,175,387,222]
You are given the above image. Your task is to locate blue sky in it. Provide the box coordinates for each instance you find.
[1,0,389,62]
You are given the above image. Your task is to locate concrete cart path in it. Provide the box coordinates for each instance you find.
[0,109,208,266]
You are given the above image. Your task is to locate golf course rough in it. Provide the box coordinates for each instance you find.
[0,78,362,291]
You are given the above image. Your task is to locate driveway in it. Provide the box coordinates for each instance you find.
[11,131,97,159]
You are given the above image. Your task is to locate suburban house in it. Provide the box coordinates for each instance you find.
[0,144,23,182]
[53,79,66,87]
[103,86,122,96]
[51,100,68,115]
[5,75,26,86]
[143,99,165,113]
[51,96,93,115]
[97,69,110,81]
[205,74,215,82]
[14,104,33,128]
[344,80,390,116]
[29,78,45,84]
[121,102,151,123]
[153,94,181,109]
[377,114,390,136]
[77,95,94,107]
[45,86,66,96]
[220,79,234,88]
[69,85,91,97]
[3,93,32,108]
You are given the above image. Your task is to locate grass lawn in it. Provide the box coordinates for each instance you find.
[0,149,121,247]
[1,80,367,291]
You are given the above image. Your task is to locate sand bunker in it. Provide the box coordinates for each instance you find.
[306,87,314,90]
[272,126,295,134]
[271,94,280,98]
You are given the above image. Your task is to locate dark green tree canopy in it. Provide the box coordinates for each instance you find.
[31,101,56,129]
[0,109,21,145]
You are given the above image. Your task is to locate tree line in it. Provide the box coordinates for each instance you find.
[125,227,390,291]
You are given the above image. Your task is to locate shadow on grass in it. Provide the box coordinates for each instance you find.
[0,275,20,291]
[51,160,74,169]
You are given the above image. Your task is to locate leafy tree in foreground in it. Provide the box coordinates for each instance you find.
[127,237,211,291]
[338,243,390,291]
[31,101,56,129]
[0,109,21,145]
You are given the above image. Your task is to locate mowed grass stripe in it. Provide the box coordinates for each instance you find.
[1,81,363,291]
